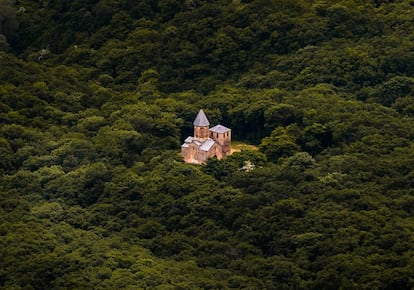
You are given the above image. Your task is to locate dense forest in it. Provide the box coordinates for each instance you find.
[1,0,413,288]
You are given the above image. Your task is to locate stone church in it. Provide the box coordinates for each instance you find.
[181,109,231,164]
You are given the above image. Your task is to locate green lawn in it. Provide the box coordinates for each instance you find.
[231,141,258,153]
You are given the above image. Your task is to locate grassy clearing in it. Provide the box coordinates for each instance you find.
[231,141,258,154]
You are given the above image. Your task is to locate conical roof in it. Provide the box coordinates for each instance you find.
[193,109,210,126]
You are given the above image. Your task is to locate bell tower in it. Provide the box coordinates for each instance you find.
[193,109,210,141]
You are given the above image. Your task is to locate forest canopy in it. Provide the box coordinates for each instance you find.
[1,0,413,289]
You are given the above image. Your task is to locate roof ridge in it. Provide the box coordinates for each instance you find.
[210,124,231,133]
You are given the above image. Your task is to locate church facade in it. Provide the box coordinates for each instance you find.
[181,109,231,164]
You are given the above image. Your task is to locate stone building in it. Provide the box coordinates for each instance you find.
[181,109,231,164]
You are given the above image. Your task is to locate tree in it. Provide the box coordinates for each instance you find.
[0,137,14,171]
[44,162,110,206]
[374,76,414,106]
[299,123,333,155]
[259,127,300,162]
[264,103,302,128]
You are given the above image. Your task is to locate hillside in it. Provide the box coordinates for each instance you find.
[1,0,413,289]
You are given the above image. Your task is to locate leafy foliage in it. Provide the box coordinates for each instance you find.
[1,0,413,289]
